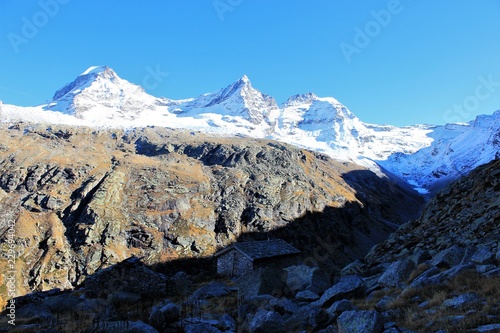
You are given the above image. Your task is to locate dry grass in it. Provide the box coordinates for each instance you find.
[407,263,431,283]
[353,268,500,332]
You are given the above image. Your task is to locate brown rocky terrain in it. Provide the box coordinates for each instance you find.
[0,127,498,333]
[0,122,423,310]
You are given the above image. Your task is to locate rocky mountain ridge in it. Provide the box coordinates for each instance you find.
[1,66,499,192]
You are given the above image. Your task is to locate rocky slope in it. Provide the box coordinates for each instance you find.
[365,158,500,266]
[0,122,423,309]
[1,148,498,332]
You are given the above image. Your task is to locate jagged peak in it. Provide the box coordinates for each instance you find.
[283,92,318,106]
[205,75,255,106]
[229,74,252,90]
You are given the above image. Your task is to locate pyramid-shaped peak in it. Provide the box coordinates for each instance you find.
[230,74,252,89]
[52,66,118,101]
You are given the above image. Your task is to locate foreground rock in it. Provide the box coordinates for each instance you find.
[313,275,365,308]
[337,310,383,333]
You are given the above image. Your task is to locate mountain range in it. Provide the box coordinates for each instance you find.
[1,65,499,193]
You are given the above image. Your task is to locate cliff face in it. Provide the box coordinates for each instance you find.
[0,123,423,305]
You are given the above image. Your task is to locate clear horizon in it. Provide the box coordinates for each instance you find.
[0,0,499,126]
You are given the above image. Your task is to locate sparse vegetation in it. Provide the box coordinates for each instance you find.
[353,269,500,332]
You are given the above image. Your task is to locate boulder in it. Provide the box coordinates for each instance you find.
[284,305,328,332]
[470,245,495,265]
[375,295,395,311]
[409,264,474,288]
[461,245,478,264]
[122,320,160,333]
[284,265,330,294]
[326,299,354,323]
[190,281,231,301]
[242,294,276,310]
[250,309,285,333]
[340,260,365,277]
[409,266,440,288]
[268,297,300,315]
[313,275,365,308]
[474,323,500,332]
[337,310,383,333]
[426,263,474,285]
[148,299,181,331]
[167,271,191,296]
[377,259,416,288]
[442,293,480,308]
[408,249,432,265]
[326,299,354,316]
[236,267,288,299]
[216,313,236,332]
[475,265,496,274]
[430,245,465,268]
[296,290,320,302]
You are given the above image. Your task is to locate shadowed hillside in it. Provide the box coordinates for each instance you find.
[0,123,423,310]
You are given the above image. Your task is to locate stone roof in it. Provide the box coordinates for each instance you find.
[215,239,300,261]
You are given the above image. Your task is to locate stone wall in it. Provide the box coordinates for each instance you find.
[217,250,253,277]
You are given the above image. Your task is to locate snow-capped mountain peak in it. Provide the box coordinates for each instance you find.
[42,66,163,122]
[175,74,280,130]
[51,66,120,102]
[1,67,498,194]
[204,75,254,107]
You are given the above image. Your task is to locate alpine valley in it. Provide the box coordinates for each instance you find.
[0,67,499,333]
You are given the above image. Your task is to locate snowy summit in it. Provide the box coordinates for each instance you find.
[1,66,499,193]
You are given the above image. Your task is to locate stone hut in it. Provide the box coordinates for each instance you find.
[214,239,301,277]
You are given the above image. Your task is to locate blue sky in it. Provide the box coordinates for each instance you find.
[0,0,499,126]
